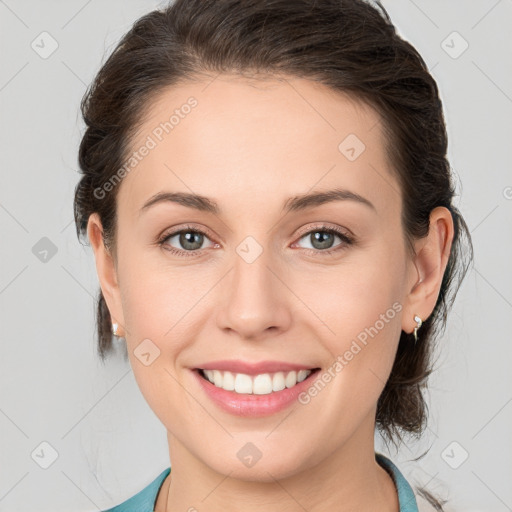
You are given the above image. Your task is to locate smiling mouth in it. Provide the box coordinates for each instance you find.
[196,367,321,395]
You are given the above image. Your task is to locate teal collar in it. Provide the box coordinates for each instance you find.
[376,452,419,511]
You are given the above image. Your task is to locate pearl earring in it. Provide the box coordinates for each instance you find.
[413,315,422,343]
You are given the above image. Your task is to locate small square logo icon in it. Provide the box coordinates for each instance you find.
[236,236,263,264]
[338,133,366,161]
[31,31,59,59]
[31,441,59,469]
[32,237,58,263]
[441,31,469,59]
[237,442,262,468]
[441,441,469,469]
[134,338,161,366]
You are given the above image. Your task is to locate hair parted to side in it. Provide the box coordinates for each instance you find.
[74,0,473,505]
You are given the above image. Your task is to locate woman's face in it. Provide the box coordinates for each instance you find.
[90,75,425,480]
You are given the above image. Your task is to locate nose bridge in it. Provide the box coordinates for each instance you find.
[231,234,277,306]
[217,232,291,337]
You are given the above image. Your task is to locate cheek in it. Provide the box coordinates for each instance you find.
[116,251,215,405]
[117,245,201,339]
[116,254,201,428]
[297,249,404,395]
[287,260,403,450]
[306,250,403,342]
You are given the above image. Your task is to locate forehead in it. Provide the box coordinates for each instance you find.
[118,74,400,221]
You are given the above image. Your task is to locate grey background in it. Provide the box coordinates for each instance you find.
[0,1,511,511]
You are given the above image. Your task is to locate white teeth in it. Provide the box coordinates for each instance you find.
[213,370,223,388]
[201,369,313,394]
[297,369,310,383]
[234,373,253,394]
[272,372,286,392]
[222,370,235,391]
[253,374,272,395]
[285,370,297,388]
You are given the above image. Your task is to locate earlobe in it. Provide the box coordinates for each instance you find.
[402,206,454,335]
[86,213,126,334]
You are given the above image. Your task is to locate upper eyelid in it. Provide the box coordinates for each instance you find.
[162,223,216,242]
[294,223,352,239]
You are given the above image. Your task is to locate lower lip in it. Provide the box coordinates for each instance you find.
[191,368,321,417]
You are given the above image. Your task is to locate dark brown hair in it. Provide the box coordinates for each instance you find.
[74,0,473,507]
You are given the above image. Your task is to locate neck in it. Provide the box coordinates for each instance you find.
[159,413,399,512]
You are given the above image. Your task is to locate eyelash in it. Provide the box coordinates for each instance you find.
[156,224,355,258]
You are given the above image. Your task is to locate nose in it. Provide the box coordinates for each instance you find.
[216,247,292,340]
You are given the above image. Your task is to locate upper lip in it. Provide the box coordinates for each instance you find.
[194,360,319,376]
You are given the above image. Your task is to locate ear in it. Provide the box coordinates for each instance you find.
[402,206,454,335]
[87,213,126,337]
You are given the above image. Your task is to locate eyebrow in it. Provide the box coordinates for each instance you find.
[139,187,376,217]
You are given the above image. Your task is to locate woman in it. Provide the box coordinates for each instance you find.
[74,0,473,510]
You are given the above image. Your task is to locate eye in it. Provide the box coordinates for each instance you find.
[156,223,355,258]
[292,225,354,255]
[157,225,216,256]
